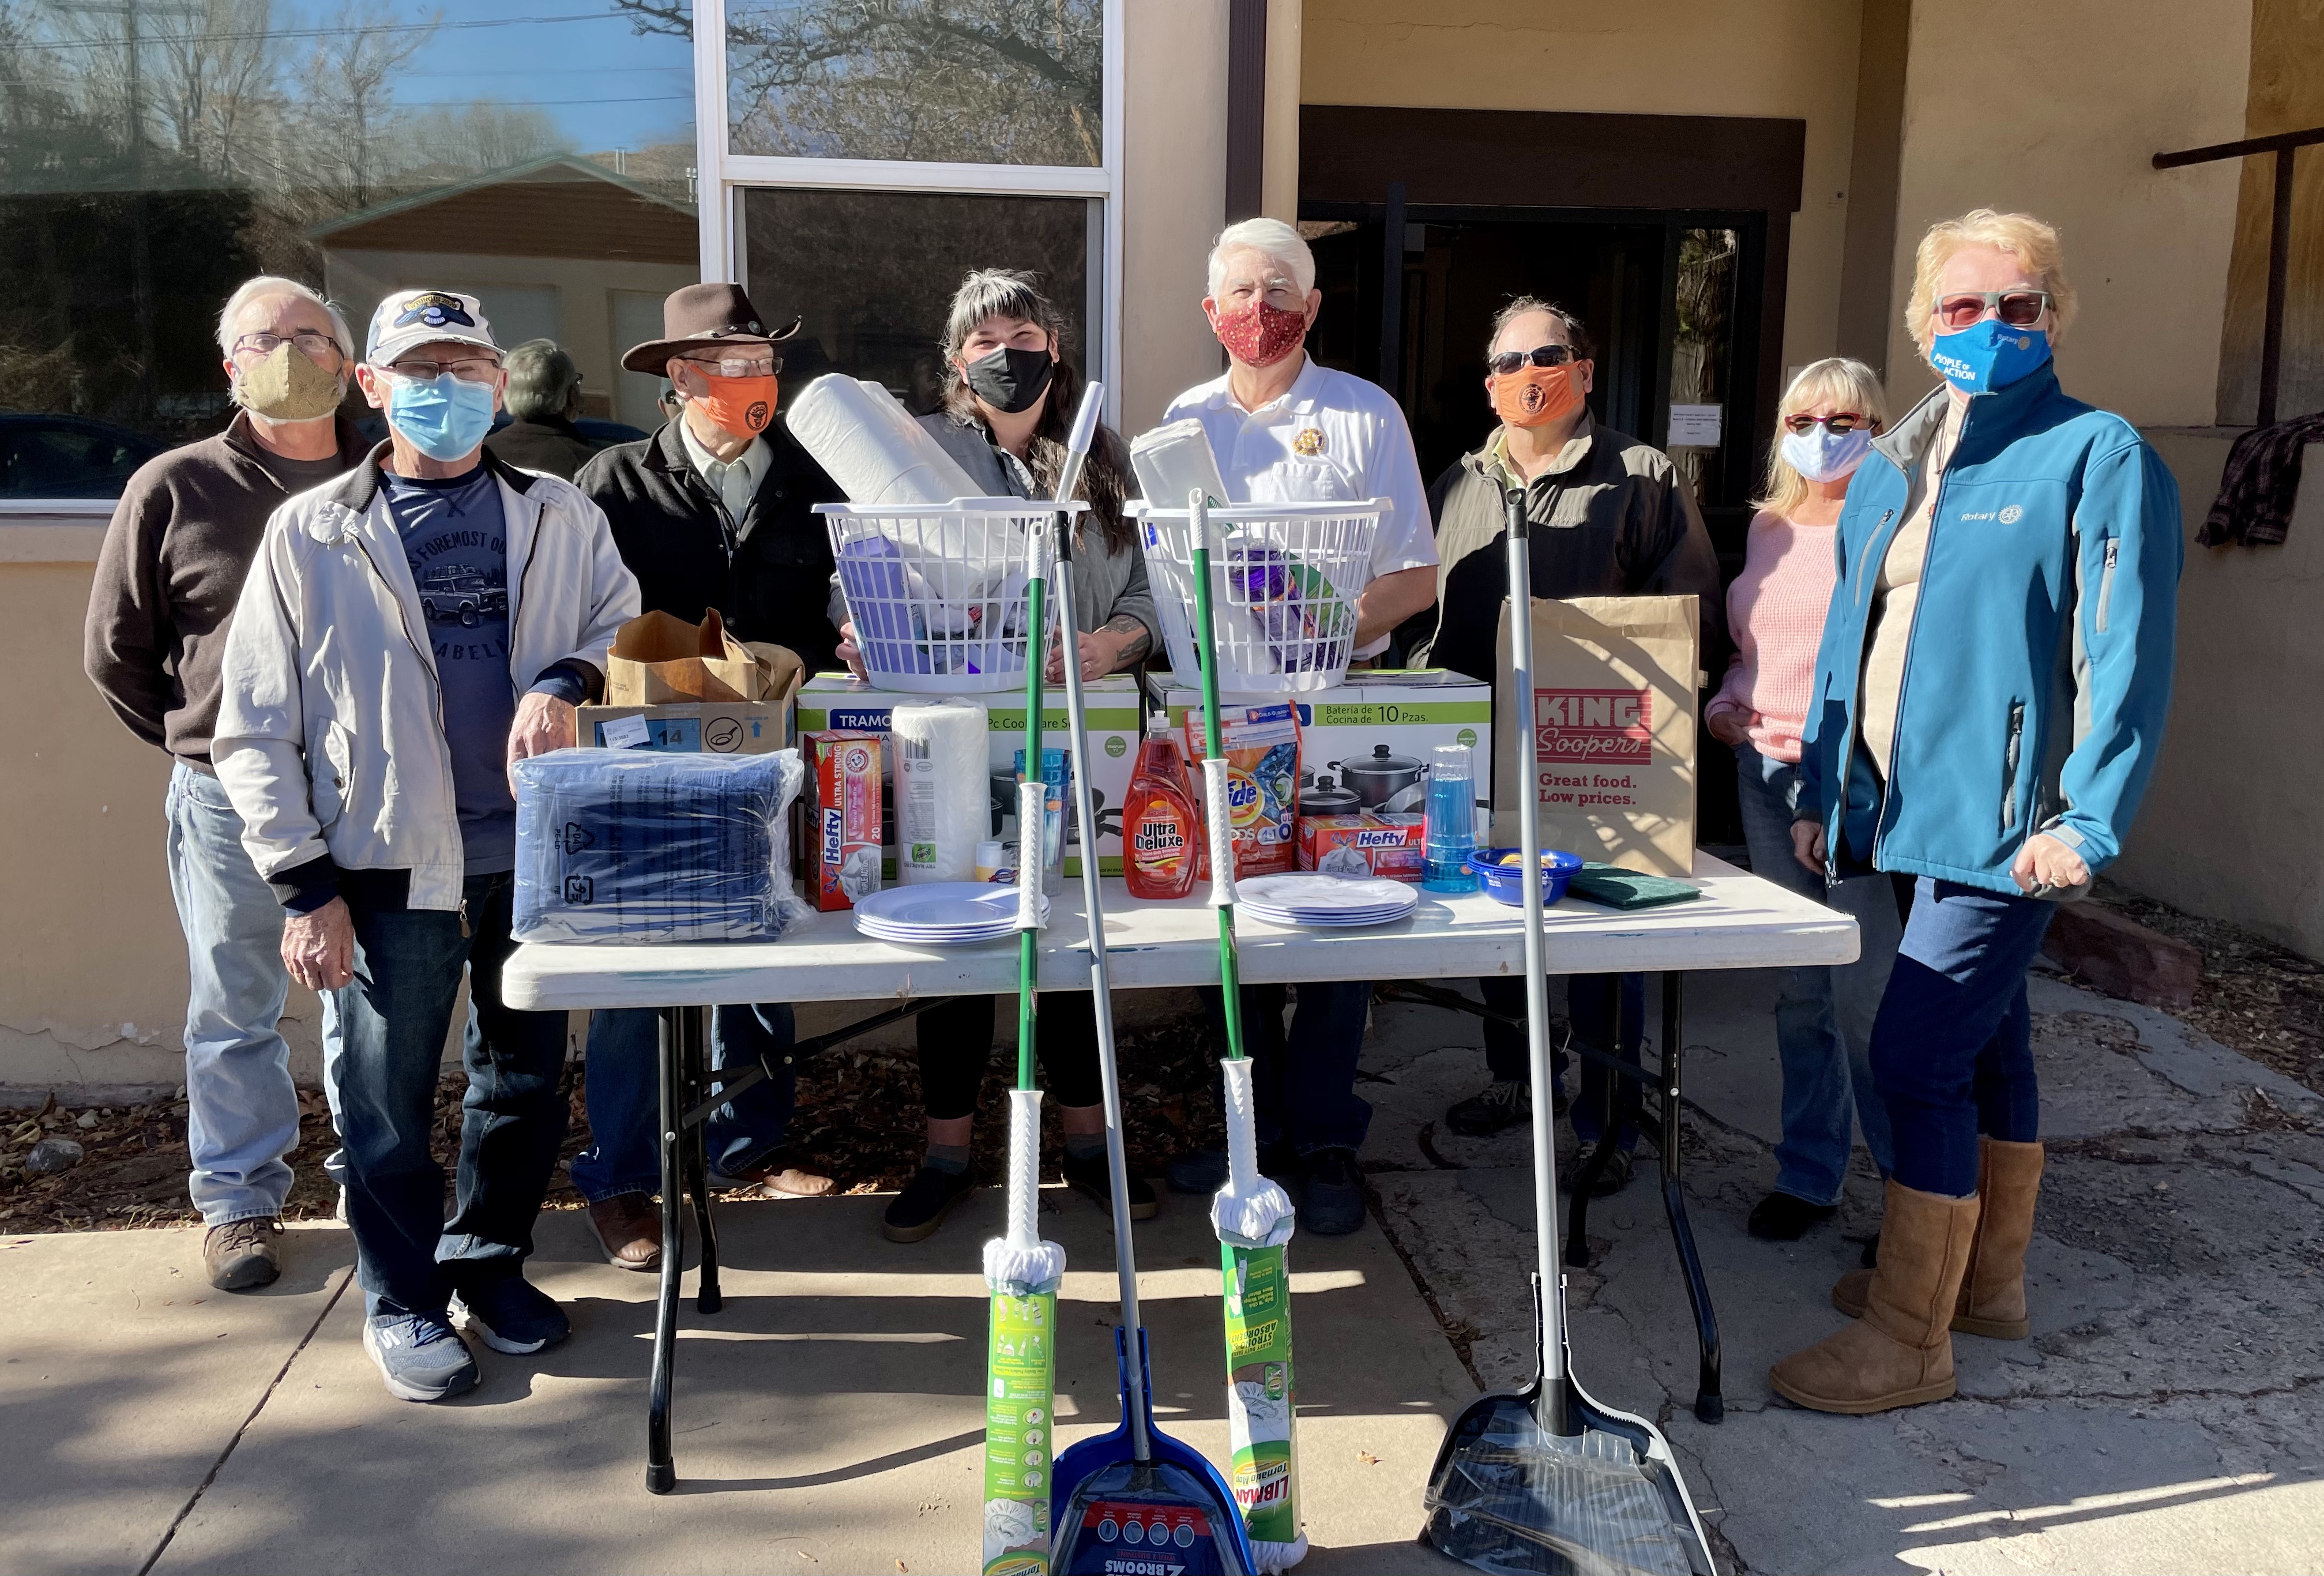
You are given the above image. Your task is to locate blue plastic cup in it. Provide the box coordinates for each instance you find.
[1423,744,1477,892]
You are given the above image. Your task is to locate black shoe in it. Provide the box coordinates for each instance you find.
[1747,1191,1838,1242]
[882,1166,976,1243]
[1445,1079,1532,1137]
[1562,1146,1634,1198]
[1062,1150,1159,1224]
[1300,1148,1366,1236]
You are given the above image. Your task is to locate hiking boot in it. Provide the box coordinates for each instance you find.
[450,1274,570,1355]
[882,1165,976,1243]
[586,1193,662,1272]
[1300,1148,1366,1236]
[1062,1150,1159,1225]
[714,1148,836,1198]
[1770,1180,1980,1415]
[1445,1079,1531,1137]
[1562,1145,1634,1198]
[1164,1142,1297,1195]
[1748,1191,1838,1242]
[203,1217,282,1291]
[363,1310,479,1403]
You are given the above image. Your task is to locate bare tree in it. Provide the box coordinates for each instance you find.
[291,0,434,209]
[149,0,280,181]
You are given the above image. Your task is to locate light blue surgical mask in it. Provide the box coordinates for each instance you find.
[1928,318,2052,395]
[1778,426,1872,484]
[384,371,498,461]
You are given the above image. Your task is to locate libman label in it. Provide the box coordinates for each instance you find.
[984,1289,1058,1576]
[1220,1242,1299,1545]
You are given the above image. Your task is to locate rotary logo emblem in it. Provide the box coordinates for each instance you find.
[1291,426,1326,457]
[1998,505,2024,525]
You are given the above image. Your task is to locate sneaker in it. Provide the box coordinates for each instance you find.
[1747,1191,1838,1242]
[450,1275,570,1355]
[882,1165,976,1243]
[1445,1079,1532,1137]
[713,1148,836,1198]
[1562,1145,1634,1198]
[1062,1150,1159,1224]
[363,1311,479,1403]
[202,1217,282,1291]
[1163,1143,1298,1195]
[586,1193,663,1272]
[1299,1148,1367,1236]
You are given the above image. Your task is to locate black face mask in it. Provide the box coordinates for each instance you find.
[963,344,1055,415]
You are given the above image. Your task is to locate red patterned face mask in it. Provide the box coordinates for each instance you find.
[1209,299,1309,368]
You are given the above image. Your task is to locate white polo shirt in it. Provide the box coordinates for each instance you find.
[1163,354,1436,656]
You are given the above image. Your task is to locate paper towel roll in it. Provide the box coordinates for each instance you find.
[892,699,989,883]
[788,374,980,505]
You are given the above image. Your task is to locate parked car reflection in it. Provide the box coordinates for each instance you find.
[0,414,167,498]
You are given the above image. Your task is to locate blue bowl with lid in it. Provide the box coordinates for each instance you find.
[1465,847,1585,907]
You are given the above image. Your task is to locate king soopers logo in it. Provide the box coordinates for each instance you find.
[1536,687,1653,763]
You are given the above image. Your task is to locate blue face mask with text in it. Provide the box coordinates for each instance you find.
[1928,318,2052,395]
[386,371,498,461]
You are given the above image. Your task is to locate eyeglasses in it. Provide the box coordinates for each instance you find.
[235,329,341,360]
[1784,412,1875,435]
[1486,344,1580,376]
[1936,290,2052,330]
[682,353,782,379]
[383,356,501,385]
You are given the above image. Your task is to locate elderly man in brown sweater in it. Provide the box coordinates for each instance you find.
[84,276,362,1291]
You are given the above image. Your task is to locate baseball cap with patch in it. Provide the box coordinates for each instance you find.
[366,289,501,364]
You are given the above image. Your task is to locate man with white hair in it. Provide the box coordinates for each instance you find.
[85,275,363,1291]
[1157,219,1438,1235]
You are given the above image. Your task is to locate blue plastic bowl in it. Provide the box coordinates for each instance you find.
[1465,847,1585,907]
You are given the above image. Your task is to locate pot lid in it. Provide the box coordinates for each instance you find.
[1341,743,1424,776]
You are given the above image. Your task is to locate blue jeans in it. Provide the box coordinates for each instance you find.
[1872,879,2054,1197]
[1735,743,1902,1204]
[333,872,569,1317]
[1482,973,1644,1150]
[1202,982,1373,1156]
[164,763,299,1227]
[573,1004,797,1200]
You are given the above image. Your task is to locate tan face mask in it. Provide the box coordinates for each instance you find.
[235,342,345,422]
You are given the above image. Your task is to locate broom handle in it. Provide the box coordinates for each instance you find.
[1016,521,1051,1092]
[1506,489,1571,1403]
[1188,489,1247,1060]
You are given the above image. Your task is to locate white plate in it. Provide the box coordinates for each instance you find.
[1240,908,1413,930]
[1236,875,1418,915]
[853,883,1050,930]
[856,922,1024,945]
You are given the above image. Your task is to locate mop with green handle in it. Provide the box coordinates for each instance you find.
[1188,488,1308,1572]
[980,520,1066,1576]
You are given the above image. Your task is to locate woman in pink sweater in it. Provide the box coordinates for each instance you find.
[1706,358,1906,1243]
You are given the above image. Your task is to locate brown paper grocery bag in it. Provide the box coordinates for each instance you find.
[606,609,768,704]
[1492,595,1699,875]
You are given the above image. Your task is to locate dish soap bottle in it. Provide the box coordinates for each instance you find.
[1122,717,1199,900]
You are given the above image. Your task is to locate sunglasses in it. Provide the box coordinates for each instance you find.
[1936,290,2051,330]
[1486,344,1581,376]
[1784,412,1875,435]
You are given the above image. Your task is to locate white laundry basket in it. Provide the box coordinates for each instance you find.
[819,498,1082,694]
[1130,498,1384,694]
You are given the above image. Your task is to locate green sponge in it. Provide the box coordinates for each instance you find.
[1567,862,1702,911]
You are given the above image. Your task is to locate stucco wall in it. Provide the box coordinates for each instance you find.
[1882,0,2251,425]
[1120,0,1231,434]
[2113,432,2324,960]
[1296,0,1867,378]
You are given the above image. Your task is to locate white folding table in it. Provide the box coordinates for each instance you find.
[503,852,1857,1491]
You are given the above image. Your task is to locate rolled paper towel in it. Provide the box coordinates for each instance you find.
[787,374,980,506]
[892,699,988,883]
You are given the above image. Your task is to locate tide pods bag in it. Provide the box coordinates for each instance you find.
[1184,701,1300,879]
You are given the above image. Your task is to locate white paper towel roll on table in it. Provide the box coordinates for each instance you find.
[892,699,990,883]
[788,374,980,506]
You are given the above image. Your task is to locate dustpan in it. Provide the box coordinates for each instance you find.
[1420,490,1716,1576]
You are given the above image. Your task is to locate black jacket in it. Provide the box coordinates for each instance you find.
[484,416,597,480]
[575,416,844,672]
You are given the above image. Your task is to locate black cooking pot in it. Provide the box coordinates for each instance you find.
[1299,773,1362,817]
[1335,744,1426,812]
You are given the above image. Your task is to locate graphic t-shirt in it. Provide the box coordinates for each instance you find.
[382,468,518,873]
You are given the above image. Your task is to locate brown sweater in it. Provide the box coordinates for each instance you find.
[84,410,362,769]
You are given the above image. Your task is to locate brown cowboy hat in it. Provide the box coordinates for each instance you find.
[620,281,802,374]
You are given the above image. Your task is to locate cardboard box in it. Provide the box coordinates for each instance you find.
[800,731,884,911]
[580,702,788,755]
[796,672,1140,876]
[1296,813,1424,880]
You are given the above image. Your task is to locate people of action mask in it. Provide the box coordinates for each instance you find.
[1928,320,2051,395]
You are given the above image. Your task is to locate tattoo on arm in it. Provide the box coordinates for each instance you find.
[1102,613,1153,664]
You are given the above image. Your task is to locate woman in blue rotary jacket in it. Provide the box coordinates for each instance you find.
[1770,210,2181,1416]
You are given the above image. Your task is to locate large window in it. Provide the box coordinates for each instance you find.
[0,1,700,497]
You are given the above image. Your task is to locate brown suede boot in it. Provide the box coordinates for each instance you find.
[1832,1138,2044,1339]
[1772,1180,1979,1415]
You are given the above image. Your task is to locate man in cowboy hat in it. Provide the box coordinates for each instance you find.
[570,282,845,1270]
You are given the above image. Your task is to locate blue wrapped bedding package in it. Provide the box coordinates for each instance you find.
[513,748,810,943]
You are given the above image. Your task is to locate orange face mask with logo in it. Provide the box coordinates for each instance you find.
[691,374,779,438]
[1490,364,1583,430]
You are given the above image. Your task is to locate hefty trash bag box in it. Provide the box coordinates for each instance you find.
[512,750,808,943]
[1296,813,1424,880]
[795,672,1138,876]
[800,731,884,912]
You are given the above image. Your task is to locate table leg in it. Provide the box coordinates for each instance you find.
[1564,990,1624,1269]
[1656,973,1724,1423]
[682,1005,723,1317]
[647,1006,683,1495]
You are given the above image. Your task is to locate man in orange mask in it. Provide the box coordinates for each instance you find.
[569,282,847,1270]
[1407,296,1723,1195]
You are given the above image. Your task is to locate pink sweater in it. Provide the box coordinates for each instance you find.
[1706,509,1840,763]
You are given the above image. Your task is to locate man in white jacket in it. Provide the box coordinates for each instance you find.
[215,289,638,1402]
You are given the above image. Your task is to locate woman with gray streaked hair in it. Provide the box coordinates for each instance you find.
[867,266,1163,1248]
